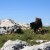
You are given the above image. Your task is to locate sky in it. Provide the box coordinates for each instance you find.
[0,0,50,26]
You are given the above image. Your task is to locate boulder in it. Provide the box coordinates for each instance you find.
[1,40,50,50]
[21,41,50,50]
[0,28,7,34]
[1,40,28,50]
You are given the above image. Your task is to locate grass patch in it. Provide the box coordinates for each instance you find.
[0,27,50,48]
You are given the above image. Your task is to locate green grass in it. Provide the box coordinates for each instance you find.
[0,27,50,48]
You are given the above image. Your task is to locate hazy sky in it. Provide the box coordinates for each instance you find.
[0,0,50,26]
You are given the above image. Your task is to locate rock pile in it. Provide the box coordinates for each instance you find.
[0,19,30,34]
[1,40,50,50]
[1,40,28,50]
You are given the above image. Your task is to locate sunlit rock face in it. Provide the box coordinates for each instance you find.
[1,40,50,50]
[0,19,30,29]
[18,23,30,30]
[36,40,48,43]
[0,19,30,34]
[21,41,50,50]
[0,28,7,34]
[1,40,28,50]
[0,19,18,34]
[0,19,16,27]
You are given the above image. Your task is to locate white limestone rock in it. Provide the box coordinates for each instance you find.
[0,28,7,34]
[36,40,48,43]
[1,40,50,50]
[21,41,50,50]
[1,40,28,50]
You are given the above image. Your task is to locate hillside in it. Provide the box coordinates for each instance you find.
[0,19,50,50]
[0,27,50,48]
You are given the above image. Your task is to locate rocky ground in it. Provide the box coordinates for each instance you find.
[0,39,50,50]
[0,19,50,50]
